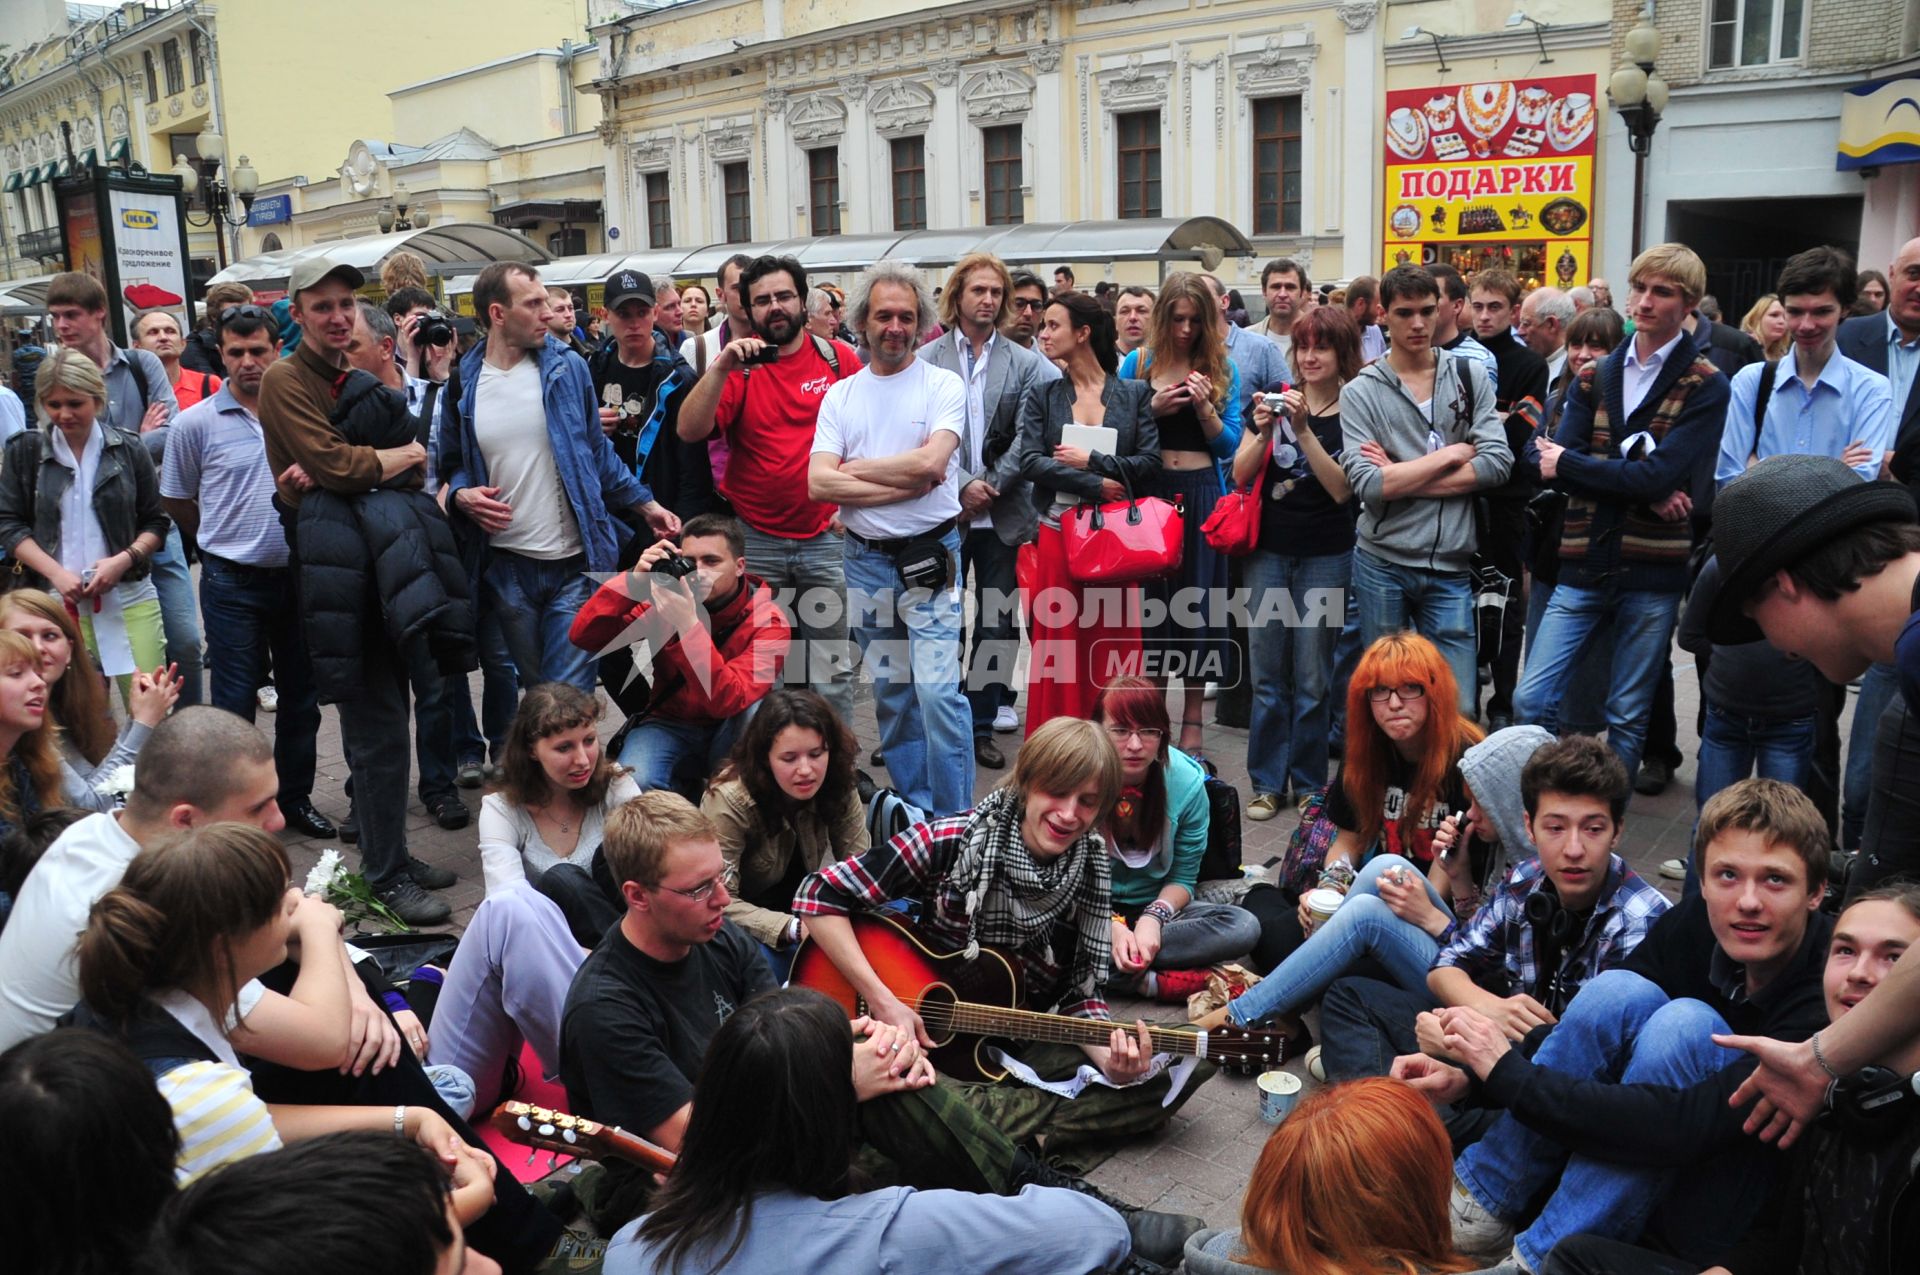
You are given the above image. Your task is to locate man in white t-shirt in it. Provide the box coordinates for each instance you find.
[809,262,974,815]
[445,262,679,694]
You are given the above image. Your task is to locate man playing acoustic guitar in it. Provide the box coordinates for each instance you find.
[794,717,1222,1155]
[559,787,1203,1268]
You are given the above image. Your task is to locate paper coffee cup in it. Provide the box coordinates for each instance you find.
[1305,887,1344,927]
[1257,1069,1303,1124]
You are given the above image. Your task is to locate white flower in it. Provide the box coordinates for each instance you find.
[304,849,344,897]
[100,764,137,797]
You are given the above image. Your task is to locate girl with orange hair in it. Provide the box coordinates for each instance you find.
[1184,1077,1475,1275]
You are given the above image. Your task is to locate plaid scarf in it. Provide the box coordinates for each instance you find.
[949,787,1114,1003]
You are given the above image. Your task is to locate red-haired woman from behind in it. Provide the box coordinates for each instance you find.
[1090,677,1260,1002]
[1184,1076,1476,1275]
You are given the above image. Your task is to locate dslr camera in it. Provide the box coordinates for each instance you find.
[650,551,698,580]
[414,310,456,349]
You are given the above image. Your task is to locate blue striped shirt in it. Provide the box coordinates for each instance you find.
[159,386,287,567]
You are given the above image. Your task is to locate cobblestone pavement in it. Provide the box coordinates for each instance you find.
[271,644,1847,1233]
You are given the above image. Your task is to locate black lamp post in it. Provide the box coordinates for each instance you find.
[174,125,257,270]
[1609,18,1669,260]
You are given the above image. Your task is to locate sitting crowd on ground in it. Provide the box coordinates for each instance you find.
[3,233,1920,1275]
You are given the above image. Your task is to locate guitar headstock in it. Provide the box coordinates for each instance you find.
[490,1100,678,1176]
[1200,1025,1295,1075]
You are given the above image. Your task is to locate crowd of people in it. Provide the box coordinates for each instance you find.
[0,226,1918,1275]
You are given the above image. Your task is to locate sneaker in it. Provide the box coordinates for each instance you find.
[425,792,470,831]
[1304,1044,1325,1082]
[256,684,278,713]
[407,856,457,889]
[338,803,359,846]
[993,706,1020,734]
[1247,792,1285,821]
[455,760,486,789]
[1659,857,1688,881]
[376,877,452,926]
[1449,1177,1515,1260]
[1149,968,1211,1004]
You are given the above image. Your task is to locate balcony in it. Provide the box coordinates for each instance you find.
[17,227,63,261]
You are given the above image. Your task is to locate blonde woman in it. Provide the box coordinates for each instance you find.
[1740,293,1790,360]
[0,348,170,691]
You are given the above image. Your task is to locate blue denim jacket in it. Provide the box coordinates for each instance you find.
[446,335,651,574]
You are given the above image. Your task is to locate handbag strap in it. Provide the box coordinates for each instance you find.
[1237,427,1276,495]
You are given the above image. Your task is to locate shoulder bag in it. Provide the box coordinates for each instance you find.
[1062,467,1184,584]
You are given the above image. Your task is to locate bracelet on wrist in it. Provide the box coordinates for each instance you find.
[392,1104,408,1137]
[1143,900,1178,926]
[1810,1030,1843,1081]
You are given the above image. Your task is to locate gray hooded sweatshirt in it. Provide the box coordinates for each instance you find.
[1339,351,1510,572]
[1458,724,1556,889]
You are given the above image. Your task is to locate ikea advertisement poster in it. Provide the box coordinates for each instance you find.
[106,185,190,325]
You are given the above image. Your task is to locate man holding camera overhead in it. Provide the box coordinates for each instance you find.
[443,262,681,694]
[569,513,791,798]
[678,254,862,723]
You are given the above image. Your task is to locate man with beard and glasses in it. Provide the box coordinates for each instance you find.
[679,254,861,722]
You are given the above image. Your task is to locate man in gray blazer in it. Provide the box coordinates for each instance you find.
[1840,236,1920,484]
[920,254,1061,767]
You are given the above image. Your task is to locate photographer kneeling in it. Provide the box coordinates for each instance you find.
[569,513,791,797]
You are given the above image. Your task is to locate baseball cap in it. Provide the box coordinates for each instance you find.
[604,271,656,311]
[1702,453,1917,645]
[287,259,366,299]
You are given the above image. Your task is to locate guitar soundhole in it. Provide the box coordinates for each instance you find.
[917,982,959,1048]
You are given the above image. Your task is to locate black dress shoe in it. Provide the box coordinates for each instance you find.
[425,792,471,831]
[870,746,884,767]
[376,878,452,926]
[974,737,1006,769]
[1634,757,1673,797]
[407,856,457,889]
[282,798,336,840]
[338,803,359,845]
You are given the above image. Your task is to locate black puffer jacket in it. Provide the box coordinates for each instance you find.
[296,370,474,702]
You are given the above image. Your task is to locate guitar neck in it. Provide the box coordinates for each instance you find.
[924,1000,1202,1056]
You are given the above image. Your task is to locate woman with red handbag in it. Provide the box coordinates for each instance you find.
[1013,292,1159,735]
[1118,275,1243,765]
[1234,307,1361,820]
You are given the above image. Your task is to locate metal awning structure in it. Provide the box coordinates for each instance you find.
[491,198,603,230]
[441,217,1253,298]
[0,274,62,315]
[207,223,552,291]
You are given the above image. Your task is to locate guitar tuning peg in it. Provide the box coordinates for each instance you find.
[562,1129,578,1145]
[525,1149,539,1166]
[516,1115,533,1131]
[537,1122,557,1137]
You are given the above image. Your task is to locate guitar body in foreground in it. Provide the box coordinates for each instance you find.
[790,910,1287,1081]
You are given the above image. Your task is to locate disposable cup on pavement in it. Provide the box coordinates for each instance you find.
[1257,1069,1303,1125]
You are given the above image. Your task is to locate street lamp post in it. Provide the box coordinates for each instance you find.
[378,181,429,234]
[1609,18,1669,260]
[174,124,258,271]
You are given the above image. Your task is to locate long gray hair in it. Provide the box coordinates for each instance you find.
[846,260,935,334]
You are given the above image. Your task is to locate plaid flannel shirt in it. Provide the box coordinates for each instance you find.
[792,816,1113,1020]
[1433,854,1668,1006]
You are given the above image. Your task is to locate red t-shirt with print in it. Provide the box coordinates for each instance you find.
[711,337,859,539]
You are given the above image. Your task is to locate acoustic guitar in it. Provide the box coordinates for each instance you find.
[790,910,1289,1082]
[490,1101,677,1175]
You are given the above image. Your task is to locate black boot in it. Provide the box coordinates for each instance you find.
[1008,1150,1202,1268]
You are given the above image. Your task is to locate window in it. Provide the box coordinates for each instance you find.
[1116,111,1161,220]
[809,147,841,236]
[1708,0,1806,67]
[722,161,751,243]
[142,51,157,101]
[162,39,184,97]
[645,171,672,249]
[983,125,1023,226]
[1252,97,1303,236]
[890,136,927,232]
[189,30,207,86]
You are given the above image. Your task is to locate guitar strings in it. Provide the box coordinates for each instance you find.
[909,1001,1276,1061]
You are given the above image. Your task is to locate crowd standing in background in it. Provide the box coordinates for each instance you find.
[1,231,1919,1275]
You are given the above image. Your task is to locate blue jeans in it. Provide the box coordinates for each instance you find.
[1245,548,1349,796]
[1328,584,1363,754]
[1351,548,1477,714]
[1524,582,1608,734]
[199,553,320,801]
[1683,706,1815,899]
[742,524,857,725]
[619,712,744,798]
[1843,662,1899,850]
[449,611,518,766]
[961,528,1019,737]
[1514,583,1680,781]
[844,529,975,815]
[1456,970,1769,1270]
[152,525,203,706]
[483,549,596,693]
[1228,854,1446,1027]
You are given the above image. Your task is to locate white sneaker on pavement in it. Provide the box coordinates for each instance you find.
[257,684,278,713]
[993,706,1020,734]
[1450,1177,1515,1261]
[1659,858,1687,880]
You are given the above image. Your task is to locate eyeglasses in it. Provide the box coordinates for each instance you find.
[1367,683,1428,703]
[218,304,274,327]
[1103,724,1165,744]
[653,865,739,902]
[1012,297,1046,311]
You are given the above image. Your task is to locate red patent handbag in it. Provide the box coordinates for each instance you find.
[1062,470,1184,584]
[1202,429,1272,558]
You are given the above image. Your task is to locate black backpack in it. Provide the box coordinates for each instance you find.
[1197,774,1243,883]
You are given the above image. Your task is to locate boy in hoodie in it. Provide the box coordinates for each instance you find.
[1341,265,1511,714]
[591,271,714,522]
[1317,734,1668,1135]
[1514,243,1730,784]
